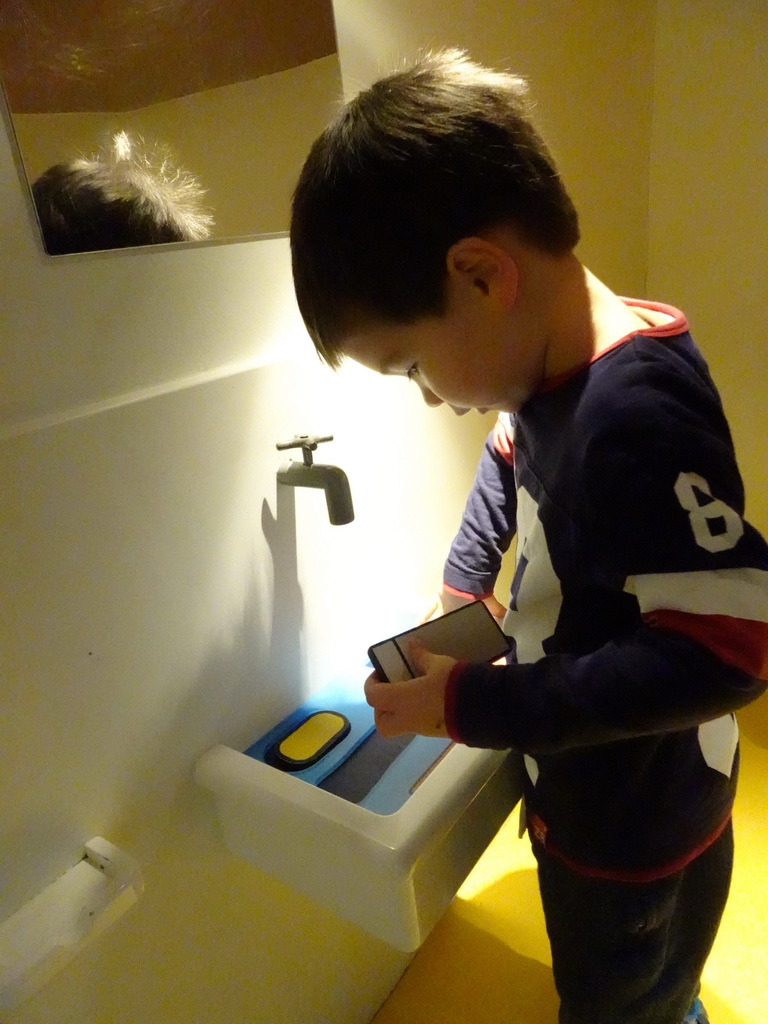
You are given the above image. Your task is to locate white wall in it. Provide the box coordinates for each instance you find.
[0,28,491,1024]
[0,2,662,1022]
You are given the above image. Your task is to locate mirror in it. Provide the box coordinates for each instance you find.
[0,0,342,252]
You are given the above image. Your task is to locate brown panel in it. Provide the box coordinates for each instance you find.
[0,0,338,113]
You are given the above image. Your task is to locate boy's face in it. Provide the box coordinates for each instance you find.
[339,276,538,415]
[339,316,488,414]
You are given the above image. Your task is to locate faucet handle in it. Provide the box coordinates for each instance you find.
[276,434,334,466]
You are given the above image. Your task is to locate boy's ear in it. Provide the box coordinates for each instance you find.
[446,237,518,308]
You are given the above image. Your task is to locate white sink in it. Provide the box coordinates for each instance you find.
[195,720,522,951]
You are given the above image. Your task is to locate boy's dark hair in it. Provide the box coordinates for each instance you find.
[291,49,580,365]
[31,131,214,255]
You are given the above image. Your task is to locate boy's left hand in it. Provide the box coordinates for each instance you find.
[364,638,457,738]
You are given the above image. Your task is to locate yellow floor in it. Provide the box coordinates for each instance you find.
[374,700,768,1023]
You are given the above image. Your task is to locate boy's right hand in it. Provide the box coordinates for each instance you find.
[364,639,456,738]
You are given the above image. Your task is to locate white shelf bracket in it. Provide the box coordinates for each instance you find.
[0,837,143,1011]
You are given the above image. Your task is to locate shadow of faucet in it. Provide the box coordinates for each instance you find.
[261,488,306,705]
[276,435,354,526]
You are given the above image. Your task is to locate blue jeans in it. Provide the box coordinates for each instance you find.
[533,821,733,1024]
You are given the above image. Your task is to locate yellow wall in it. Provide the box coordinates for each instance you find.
[647,0,768,537]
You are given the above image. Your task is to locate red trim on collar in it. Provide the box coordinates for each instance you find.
[619,298,688,336]
[538,298,689,394]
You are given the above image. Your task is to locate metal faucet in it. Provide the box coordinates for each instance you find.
[276,435,354,526]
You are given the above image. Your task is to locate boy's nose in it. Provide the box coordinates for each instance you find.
[418,383,444,408]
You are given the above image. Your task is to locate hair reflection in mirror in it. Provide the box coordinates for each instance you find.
[31,130,214,254]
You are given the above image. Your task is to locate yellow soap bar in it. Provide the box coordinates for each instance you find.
[278,711,349,763]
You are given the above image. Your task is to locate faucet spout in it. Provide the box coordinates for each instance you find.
[277,460,354,525]
[275,435,354,525]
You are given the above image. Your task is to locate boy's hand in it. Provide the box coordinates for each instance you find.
[421,589,471,621]
[481,593,507,625]
[423,588,507,626]
[364,639,457,738]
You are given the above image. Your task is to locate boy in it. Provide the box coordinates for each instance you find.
[290,50,768,1024]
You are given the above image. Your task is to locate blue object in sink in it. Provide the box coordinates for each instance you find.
[243,673,452,815]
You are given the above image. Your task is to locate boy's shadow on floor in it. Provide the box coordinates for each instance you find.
[373,868,558,1024]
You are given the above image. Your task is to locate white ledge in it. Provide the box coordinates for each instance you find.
[0,837,143,1010]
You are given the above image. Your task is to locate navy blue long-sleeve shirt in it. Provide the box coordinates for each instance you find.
[443,300,768,879]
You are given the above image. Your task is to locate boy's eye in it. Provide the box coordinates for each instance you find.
[406,363,419,381]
